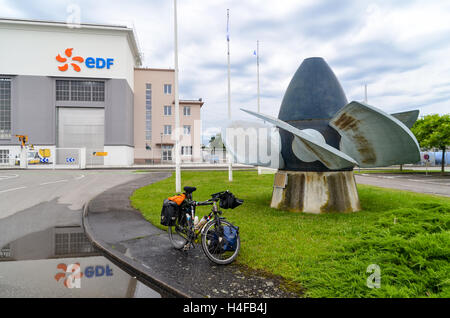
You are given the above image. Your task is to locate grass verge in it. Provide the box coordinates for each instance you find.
[130,170,450,298]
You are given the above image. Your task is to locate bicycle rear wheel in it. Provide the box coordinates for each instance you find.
[168,218,189,249]
[201,219,240,265]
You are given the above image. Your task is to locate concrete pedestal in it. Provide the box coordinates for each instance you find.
[271,170,360,214]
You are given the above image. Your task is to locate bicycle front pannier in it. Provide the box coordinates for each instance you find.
[219,192,243,210]
[222,225,239,252]
[160,199,179,226]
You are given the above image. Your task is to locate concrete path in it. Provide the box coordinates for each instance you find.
[355,173,450,197]
[83,173,301,298]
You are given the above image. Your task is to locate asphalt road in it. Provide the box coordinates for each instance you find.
[355,173,450,197]
[0,170,144,248]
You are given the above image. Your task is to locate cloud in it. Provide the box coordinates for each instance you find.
[1,0,450,141]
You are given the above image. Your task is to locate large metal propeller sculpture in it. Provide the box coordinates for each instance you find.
[226,57,420,213]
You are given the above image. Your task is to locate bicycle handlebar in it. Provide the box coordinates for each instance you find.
[195,200,214,206]
[190,190,230,206]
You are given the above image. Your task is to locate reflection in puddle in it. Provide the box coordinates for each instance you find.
[0,226,160,298]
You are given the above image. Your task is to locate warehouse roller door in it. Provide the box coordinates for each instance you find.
[57,108,105,166]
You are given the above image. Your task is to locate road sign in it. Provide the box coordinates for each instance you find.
[66,157,75,163]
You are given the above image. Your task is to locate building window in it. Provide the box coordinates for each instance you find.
[162,145,173,161]
[164,84,172,95]
[0,149,9,164]
[183,125,191,135]
[183,106,191,116]
[71,81,91,101]
[92,81,105,101]
[146,121,152,140]
[164,105,172,116]
[55,80,70,101]
[181,146,193,156]
[164,125,172,135]
[56,80,105,102]
[145,83,152,141]
[0,78,11,139]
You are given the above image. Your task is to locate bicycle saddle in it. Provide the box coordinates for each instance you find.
[184,186,197,194]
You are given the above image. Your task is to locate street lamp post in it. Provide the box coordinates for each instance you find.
[160,132,163,163]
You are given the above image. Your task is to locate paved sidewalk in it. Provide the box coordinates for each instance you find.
[355,173,450,197]
[83,172,300,298]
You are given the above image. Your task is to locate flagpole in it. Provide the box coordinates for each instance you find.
[174,0,181,192]
[227,9,233,182]
[257,40,260,113]
[364,83,368,103]
[256,40,262,175]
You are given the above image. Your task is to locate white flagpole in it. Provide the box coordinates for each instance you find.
[364,84,368,103]
[257,40,260,113]
[174,0,181,192]
[227,9,233,182]
[257,40,262,175]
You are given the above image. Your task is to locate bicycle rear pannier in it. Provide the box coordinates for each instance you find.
[160,199,179,226]
[219,192,243,210]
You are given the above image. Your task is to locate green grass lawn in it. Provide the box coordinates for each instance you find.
[130,170,450,298]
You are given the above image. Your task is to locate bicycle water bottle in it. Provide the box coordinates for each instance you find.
[194,216,199,227]
[186,213,191,225]
[195,216,208,230]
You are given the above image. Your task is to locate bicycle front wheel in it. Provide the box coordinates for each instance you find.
[201,219,240,265]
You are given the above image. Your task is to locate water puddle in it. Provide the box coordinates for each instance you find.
[0,226,161,298]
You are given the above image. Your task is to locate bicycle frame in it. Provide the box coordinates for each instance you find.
[181,198,224,243]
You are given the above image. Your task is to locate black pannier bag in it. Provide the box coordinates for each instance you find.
[160,199,179,226]
[219,191,243,210]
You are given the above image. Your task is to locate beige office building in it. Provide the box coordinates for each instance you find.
[134,68,204,164]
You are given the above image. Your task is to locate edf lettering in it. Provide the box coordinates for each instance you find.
[85,57,114,69]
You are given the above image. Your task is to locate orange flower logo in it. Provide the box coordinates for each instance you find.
[56,48,84,72]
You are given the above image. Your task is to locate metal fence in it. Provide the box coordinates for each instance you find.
[0,147,85,169]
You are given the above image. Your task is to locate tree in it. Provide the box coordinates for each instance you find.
[411,114,450,175]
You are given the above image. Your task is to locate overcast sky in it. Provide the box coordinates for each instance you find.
[2,0,450,141]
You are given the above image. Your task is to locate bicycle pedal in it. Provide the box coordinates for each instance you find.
[182,243,195,251]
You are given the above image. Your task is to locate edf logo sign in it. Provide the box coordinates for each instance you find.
[56,48,114,72]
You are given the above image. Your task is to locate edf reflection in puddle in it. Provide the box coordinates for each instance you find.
[0,226,160,298]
